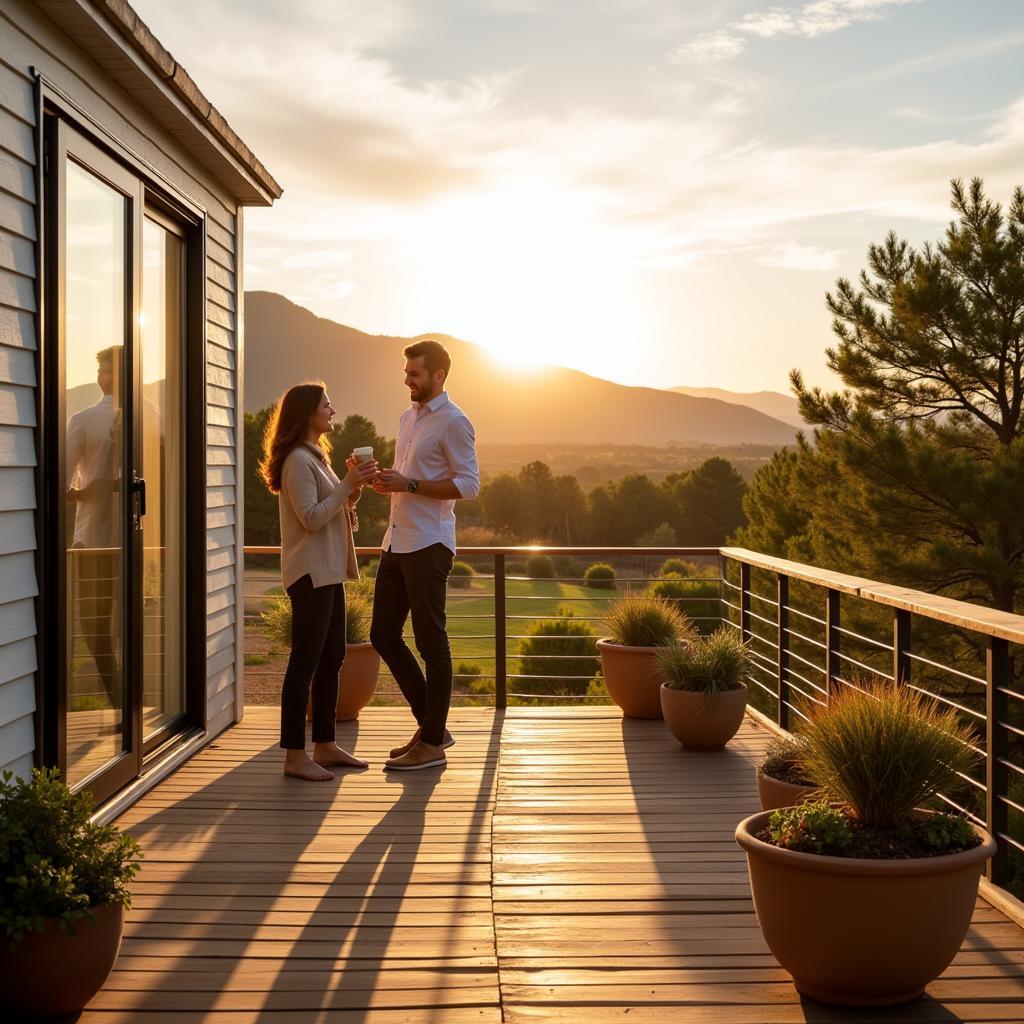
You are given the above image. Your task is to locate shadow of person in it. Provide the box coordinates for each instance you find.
[98,716,365,1016]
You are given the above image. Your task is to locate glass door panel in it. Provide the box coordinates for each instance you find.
[64,160,128,788]
[141,217,185,741]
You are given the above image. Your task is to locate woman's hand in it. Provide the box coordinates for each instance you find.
[343,456,379,495]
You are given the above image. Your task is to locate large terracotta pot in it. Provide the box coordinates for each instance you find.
[596,639,665,719]
[756,769,817,811]
[735,808,996,1006]
[0,902,125,1019]
[307,641,381,721]
[659,682,747,750]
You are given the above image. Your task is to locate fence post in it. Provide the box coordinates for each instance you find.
[718,552,728,629]
[986,636,1010,885]
[777,573,790,730]
[893,609,911,684]
[740,562,751,646]
[495,553,507,710]
[825,589,840,699]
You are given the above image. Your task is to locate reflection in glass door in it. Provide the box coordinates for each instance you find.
[64,160,129,788]
[141,217,184,742]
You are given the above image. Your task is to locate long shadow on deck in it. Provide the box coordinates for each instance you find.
[102,711,505,1022]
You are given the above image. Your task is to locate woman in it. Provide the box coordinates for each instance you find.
[260,382,379,780]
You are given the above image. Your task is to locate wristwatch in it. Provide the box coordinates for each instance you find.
[407,478,420,493]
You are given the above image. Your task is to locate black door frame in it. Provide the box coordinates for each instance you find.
[36,82,209,805]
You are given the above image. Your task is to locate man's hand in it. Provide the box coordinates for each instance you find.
[372,469,409,494]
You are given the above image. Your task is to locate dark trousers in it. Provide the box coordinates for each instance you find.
[370,544,454,746]
[279,574,346,750]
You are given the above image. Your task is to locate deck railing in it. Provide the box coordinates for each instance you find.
[243,544,1024,897]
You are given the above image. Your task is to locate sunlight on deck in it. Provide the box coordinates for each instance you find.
[80,707,1024,1023]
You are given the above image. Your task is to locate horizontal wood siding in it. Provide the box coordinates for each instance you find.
[0,35,37,776]
[0,0,250,775]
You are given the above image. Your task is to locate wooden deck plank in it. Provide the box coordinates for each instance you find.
[73,706,1023,1023]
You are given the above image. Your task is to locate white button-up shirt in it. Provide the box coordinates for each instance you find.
[381,392,480,554]
[66,394,119,548]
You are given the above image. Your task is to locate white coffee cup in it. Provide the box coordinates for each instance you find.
[352,446,374,463]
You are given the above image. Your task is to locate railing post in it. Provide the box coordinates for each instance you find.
[718,551,728,628]
[986,636,1010,885]
[825,589,840,700]
[893,609,911,684]
[494,553,507,710]
[777,573,790,730]
[740,563,751,646]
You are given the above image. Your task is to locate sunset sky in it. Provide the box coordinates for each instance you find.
[132,0,1024,393]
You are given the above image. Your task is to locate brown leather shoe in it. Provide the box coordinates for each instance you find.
[389,728,454,759]
[385,740,446,771]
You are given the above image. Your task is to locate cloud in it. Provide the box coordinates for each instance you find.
[669,31,747,64]
[671,0,921,63]
[758,242,843,271]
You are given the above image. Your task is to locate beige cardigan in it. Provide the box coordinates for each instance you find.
[279,444,359,590]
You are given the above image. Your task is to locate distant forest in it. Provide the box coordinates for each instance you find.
[244,409,749,548]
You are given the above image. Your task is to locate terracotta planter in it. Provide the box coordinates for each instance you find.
[735,809,996,1006]
[306,641,381,721]
[756,769,817,811]
[659,682,747,750]
[0,902,125,1019]
[596,639,665,719]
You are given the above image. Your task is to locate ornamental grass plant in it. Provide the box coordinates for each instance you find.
[759,735,815,786]
[261,585,374,647]
[797,678,978,831]
[658,627,749,698]
[603,591,694,648]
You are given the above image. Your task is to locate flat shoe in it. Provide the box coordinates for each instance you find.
[390,729,454,759]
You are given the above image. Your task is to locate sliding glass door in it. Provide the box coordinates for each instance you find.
[49,119,194,802]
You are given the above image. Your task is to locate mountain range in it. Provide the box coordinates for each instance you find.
[243,292,798,446]
[669,386,803,428]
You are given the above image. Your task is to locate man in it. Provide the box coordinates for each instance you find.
[66,346,122,704]
[370,339,480,770]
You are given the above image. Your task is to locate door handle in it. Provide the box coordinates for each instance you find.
[132,473,147,518]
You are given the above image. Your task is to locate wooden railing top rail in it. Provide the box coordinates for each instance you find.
[244,545,721,558]
[720,547,1024,646]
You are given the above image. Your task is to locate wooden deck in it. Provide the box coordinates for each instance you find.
[85,707,1024,1023]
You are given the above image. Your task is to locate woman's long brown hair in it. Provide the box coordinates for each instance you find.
[259,381,333,493]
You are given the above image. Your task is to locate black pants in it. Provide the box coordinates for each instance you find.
[370,544,454,746]
[279,575,346,750]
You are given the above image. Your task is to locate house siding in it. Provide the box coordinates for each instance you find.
[0,0,250,777]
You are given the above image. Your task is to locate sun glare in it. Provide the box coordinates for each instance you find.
[406,187,639,376]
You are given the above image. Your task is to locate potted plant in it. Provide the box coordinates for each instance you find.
[264,583,381,721]
[756,735,817,810]
[657,628,749,749]
[0,768,142,1019]
[597,592,694,719]
[735,680,996,1007]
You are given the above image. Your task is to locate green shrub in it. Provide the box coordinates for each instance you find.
[658,557,695,577]
[0,769,142,950]
[658,627,749,697]
[759,735,814,786]
[769,801,852,855]
[260,585,374,646]
[553,555,585,579]
[449,561,475,588]
[584,562,617,589]
[799,679,979,830]
[517,607,599,695]
[648,573,721,633]
[604,591,694,648]
[525,553,555,579]
[919,812,976,852]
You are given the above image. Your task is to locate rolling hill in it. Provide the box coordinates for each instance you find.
[243,292,797,446]
[669,386,803,427]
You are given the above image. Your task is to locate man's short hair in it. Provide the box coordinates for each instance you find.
[96,345,123,373]
[404,339,452,379]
